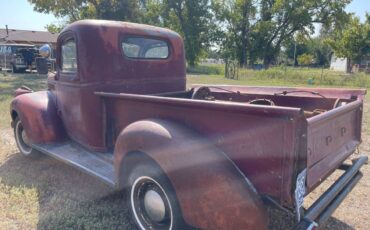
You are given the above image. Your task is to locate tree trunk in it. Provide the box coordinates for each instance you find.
[263,55,271,69]
[240,42,247,67]
[346,58,352,73]
[240,23,248,67]
[239,1,251,68]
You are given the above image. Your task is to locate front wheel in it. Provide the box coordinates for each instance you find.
[14,118,40,158]
[124,154,187,230]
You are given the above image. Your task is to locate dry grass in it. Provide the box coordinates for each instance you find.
[0,72,134,229]
[0,70,369,229]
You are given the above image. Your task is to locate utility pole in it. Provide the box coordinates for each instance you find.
[3,25,9,69]
[293,39,297,67]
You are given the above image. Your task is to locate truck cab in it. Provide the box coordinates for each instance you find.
[48,20,186,151]
[10,20,367,230]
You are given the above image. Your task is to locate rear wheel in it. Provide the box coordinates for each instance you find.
[124,153,187,230]
[14,118,39,157]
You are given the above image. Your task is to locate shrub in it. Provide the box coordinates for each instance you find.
[298,54,314,66]
[187,64,224,75]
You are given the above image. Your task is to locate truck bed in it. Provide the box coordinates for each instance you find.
[95,85,366,207]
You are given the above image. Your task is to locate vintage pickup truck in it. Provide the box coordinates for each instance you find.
[10,20,367,230]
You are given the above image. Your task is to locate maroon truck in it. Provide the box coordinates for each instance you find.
[10,20,367,230]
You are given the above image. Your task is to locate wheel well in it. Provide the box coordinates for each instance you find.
[11,110,18,121]
[119,151,155,189]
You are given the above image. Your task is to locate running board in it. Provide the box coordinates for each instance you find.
[32,141,116,187]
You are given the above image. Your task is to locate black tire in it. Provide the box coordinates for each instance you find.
[123,153,188,230]
[13,117,40,158]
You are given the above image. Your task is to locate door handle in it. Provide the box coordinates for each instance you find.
[326,136,333,146]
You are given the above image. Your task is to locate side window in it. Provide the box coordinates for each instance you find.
[61,39,77,72]
[122,42,140,58]
[145,46,169,58]
[3,46,10,54]
[0,46,3,54]
[122,37,169,59]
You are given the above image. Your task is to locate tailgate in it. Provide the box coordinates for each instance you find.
[306,100,363,191]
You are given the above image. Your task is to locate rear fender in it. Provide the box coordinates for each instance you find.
[10,91,66,144]
[114,119,268,230]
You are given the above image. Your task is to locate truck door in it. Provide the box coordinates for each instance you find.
[55,33,106,151]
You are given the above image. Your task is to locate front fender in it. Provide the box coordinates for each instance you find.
[11,91,65,144]
[114,119,268,230]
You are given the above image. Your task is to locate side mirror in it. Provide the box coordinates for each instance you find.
[39,44,51,58]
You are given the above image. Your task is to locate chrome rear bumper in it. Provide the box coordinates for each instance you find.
[293,155,368,230]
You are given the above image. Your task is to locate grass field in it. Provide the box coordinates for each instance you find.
[0,69,369,229]
[188,65,370,88]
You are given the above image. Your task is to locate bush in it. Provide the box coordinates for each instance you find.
[187,64,224,75]
[298,54,314,66]
[237,67,370,88]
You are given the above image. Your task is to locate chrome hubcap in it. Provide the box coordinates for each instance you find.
[131,176,173,230]
[144,190,166,222]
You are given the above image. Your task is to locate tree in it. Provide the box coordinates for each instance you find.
[29,0,86,21]
[45,23,65,33]
[284,36,332,67]
[212,0,350,68]
[283,36,309,66]
[28,0,142,22]
[139,0,167,26]
[30,0,214,66]
[252,0,351,68]
[213,0,255,66]
[164,0,215,66]
[306,38,332,66]
[327,14,370,73]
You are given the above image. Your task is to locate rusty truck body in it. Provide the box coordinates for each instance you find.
[10,20,367,230]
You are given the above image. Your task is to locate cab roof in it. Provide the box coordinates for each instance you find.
[62,20,181,39]
[56,19,186,84]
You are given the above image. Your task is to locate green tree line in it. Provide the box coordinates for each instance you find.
[30,0,369,69]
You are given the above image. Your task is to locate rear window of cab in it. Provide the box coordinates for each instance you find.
[121,37,169,59]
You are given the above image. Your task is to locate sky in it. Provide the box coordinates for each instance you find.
[346,0,369,22]
[0,0,369,31]
[0,0,59,31]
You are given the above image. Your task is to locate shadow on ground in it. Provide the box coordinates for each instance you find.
[0,152,136,230]
[268,207,354,230]
[0,151,354,229]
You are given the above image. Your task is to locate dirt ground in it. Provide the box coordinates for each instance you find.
[0,73,369,229]
[268,94,370,230]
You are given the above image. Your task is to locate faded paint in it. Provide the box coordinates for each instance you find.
[10,20,367,229]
